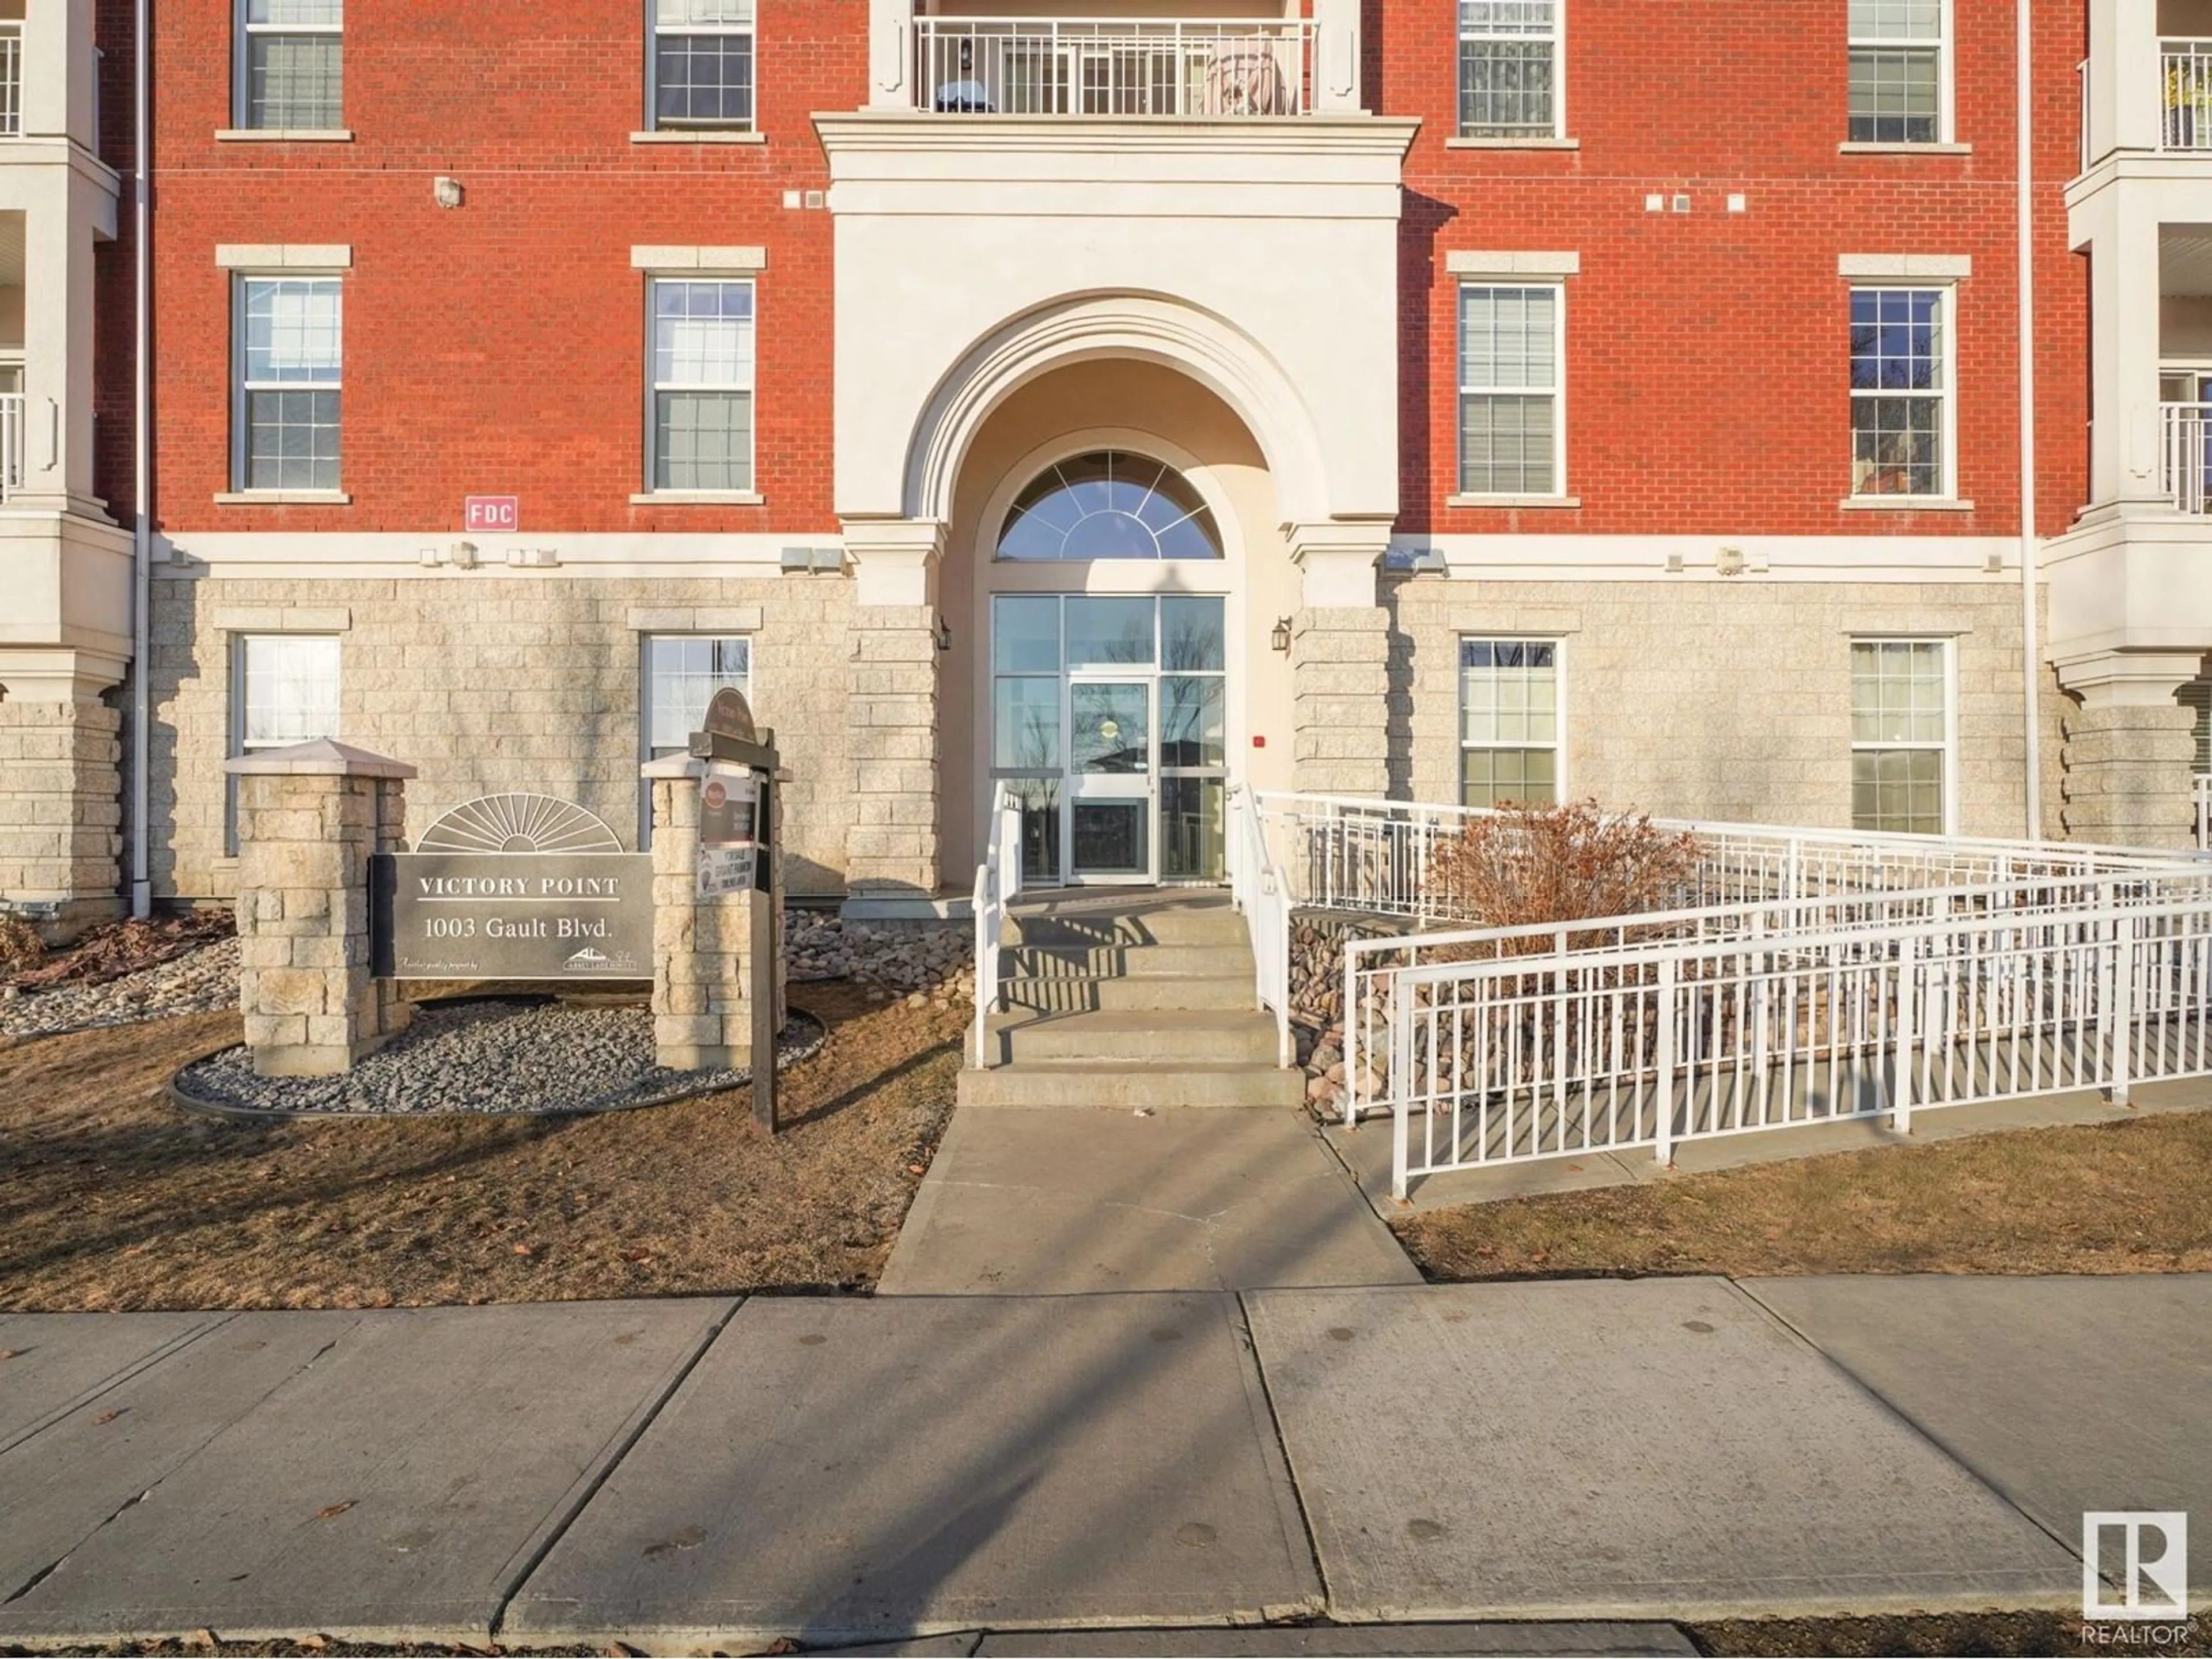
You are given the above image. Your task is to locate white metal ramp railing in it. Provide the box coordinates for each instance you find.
[1382,891,2212,1199]
[970,782,1022,1068]
[1229,783,1294,1069]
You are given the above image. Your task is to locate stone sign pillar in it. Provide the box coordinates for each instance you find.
[644,755,786,1071]
[223,739,415,1077]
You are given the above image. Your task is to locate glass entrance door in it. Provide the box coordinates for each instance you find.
[991,593,1228,887]
[1067,679,1152,881]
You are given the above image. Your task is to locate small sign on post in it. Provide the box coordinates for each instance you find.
[689,688,782,1137]
[695,762,759,899]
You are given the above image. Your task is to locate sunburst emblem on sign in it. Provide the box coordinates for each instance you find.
[415,794,626,854]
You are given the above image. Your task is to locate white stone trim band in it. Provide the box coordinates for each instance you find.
[211,605,354,632]
[1445,250,1582,276]
[215,244,354,270]
[626,605,764,633]
[1837,253,1973,278]
[630,245,768,272]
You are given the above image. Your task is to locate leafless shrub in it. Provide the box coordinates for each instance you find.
[1423,799,1700,953]
[0,916,47,978]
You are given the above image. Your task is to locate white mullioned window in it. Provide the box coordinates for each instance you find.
[1457,1,1559,139]
[235,275,343,493]
[1459,283,1563,497]
[641,635,753,841]
[228,634,341,852]
[238,0,343,131]
[650,0,756,130]
[1847,0,1947,144]
[648,278,756,494]
[1849,638,1954,835]
[1849,286,1952,499]
[1459,638,1562,809]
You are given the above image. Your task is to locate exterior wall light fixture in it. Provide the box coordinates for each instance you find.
[1270,616,1293,654]
[934,617,952,652]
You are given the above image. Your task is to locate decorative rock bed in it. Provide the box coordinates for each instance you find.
[171,997,828,1118]
[1288,912,1406,1119]
[0,937,244,1043]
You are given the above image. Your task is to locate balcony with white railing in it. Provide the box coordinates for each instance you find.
[910,16,1320,117]
[0,392,20,501]
[2160,402,2212,512]
[2163,39,2212,150]
[0,22,21,139]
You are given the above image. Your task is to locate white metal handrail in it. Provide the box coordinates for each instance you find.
[1384,889,2212,1198]
[971,782,1023,1068]
[1229,783,1294,1069]
[0,393,21,501]
[2162,40,2212,150]
[0,25,20,139]
[913,16,1316,117]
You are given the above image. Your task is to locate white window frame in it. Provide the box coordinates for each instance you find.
[643,275,758,498]
[1848,636,1957,836]
[226,633,342,854]
[638,632,755,844]
[1457,635,1566,810]
[647,0,757,132]
[234,0,344,132]
[1846,0,1952,146]
[231,271,345,496]
[1847,283,1956,503]
[1456,279,1568,501]
[1455,1,1564,142]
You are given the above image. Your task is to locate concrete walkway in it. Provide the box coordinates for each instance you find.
[2,1275,2204,1650]
[880,1107,1419,1294]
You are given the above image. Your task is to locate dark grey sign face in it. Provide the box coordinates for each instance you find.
[372,853,654,980]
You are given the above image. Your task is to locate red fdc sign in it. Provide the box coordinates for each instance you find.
[464,495,520,533]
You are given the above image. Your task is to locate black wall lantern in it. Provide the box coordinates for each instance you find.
[1270,616,1293,654]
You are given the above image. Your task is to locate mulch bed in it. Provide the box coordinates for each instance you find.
[2,911,236,992]
[0,980,965,1311]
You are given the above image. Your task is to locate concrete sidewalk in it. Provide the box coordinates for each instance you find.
[0,1276,2203,1652]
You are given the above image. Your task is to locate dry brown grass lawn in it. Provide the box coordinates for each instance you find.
[0,982,964,1311]
[1396,1109,2212,1281]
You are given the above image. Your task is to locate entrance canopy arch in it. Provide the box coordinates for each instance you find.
[901,290,1334,531]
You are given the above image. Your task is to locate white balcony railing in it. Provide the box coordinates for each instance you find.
[0,23,21,138]
[912,16,1317,116]
[2162,39,2212,149]
[2161,402,2212,512]
[0,393,21,500]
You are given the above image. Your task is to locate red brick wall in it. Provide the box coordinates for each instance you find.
[1389,0,2090,539]
[144,0,857,537]
[127,0,2089,543]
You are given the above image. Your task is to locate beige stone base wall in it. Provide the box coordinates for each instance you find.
[0,697,123,935]
[149,575,856,901]
[1385,577,2066,839]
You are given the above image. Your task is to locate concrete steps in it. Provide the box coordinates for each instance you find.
[957,1060,1308,1109]
[961,888,1298,1110]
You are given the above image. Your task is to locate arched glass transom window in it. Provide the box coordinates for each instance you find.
[997,450,1224,562]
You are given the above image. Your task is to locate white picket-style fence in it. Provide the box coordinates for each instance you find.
[1381,889,2212,1199]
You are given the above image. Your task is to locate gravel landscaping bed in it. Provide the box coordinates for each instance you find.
[172,997,826,1118]
[0,937,242,1043]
